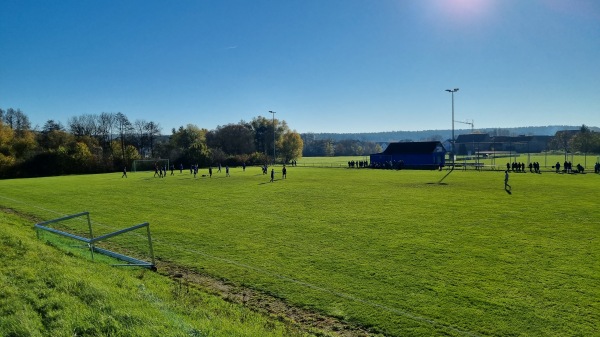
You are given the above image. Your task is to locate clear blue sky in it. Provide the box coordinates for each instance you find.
[1,0,599,134]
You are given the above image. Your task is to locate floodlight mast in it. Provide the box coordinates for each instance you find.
[269,111,276,165]
[445,88,459,166]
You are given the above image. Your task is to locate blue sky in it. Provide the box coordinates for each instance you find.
[1,0,599,133]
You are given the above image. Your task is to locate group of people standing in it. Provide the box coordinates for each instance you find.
[348,160,369,168]
[554,161,588,174]
[154,164,172,177]
[507,162,535,172]
[140,162,290,182]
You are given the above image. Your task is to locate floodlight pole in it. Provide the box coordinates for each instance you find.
[269,110,276,165]
[445,88,459,166]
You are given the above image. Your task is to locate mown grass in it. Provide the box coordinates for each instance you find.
[1,165,599,336]
[0,211,317,336]
[300,153,600,171]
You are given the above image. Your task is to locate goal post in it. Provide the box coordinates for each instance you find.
[33,212,156,270]
[132,159,169,173]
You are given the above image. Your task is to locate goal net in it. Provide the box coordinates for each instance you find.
[132,159,169,172]
[34,212,156,269]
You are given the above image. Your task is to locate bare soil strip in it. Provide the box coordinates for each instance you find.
[157,260,378,337]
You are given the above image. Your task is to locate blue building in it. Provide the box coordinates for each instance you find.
[370,141,446,169]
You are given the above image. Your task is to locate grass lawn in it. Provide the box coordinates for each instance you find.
[0,210,312,337]
[1,166,598,336]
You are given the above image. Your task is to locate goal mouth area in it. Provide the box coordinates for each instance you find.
[132,159,169,173]
[34,212,156,270]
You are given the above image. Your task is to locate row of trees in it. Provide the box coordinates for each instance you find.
[0,108,303,178]
[550,125,600,155]
[302,133,383,157]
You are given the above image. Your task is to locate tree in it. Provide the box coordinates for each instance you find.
[109,140,140,168]
[0,120,15,158]
[43,120,64,132]
[550,130,575,161]
[571,125,591,154]
[145,121,162,158]
[133,119,148,156]
[68,114,97,138]
[169,124,210,166]
[569,125,600,167]
[39,120,73,151]
[11,129,37,159]
[206,122,255,155]
[2,108,31,136]
[278,130,303,163]
[97,112,115,155]
[251,116,270,155]
[115,112,133,162]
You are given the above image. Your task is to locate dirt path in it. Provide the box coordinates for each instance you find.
[157,260,380,337]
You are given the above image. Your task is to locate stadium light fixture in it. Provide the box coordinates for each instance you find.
[445,88,459,166]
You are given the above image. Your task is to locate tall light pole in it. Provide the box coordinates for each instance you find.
[445,88,459,166]
[269,110,276,165]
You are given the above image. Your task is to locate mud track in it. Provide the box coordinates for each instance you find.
[157,260,380,337]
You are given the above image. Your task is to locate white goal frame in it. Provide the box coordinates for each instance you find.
[132,159,169,173]
[34,211,156,270]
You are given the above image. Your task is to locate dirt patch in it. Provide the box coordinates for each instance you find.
[156,260,379,337]
[0,207,44,223]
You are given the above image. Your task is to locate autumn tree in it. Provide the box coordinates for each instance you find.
[38,120,73,151]
[278,130,303,163]
[168,124,210,166]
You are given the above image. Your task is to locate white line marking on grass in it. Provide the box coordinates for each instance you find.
[0,195,481,337]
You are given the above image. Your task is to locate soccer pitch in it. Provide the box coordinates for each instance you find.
[1,166,598,336]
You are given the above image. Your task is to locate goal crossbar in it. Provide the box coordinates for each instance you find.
[34,212,156,269]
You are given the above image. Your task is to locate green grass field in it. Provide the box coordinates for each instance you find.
[298,153,600,171]
[1,165,599,336]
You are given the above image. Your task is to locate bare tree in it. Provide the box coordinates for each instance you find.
[98,112,115,154]
[68,114,97,138]
[133,119,148,157]
[115,112,132,161]
[1,108,31,136]
[3,108,16,129]
[145,121,162,158]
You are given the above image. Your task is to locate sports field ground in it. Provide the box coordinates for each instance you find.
[0,165,598,336]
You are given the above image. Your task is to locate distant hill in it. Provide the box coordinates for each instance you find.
[303,125,599,142]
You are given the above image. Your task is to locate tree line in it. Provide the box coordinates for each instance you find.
[301,133,383,157]
[549,125,600,155]
[0,108,303,178]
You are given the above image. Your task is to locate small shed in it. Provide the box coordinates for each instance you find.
[370,141,446,169]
